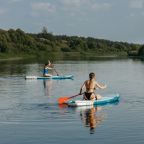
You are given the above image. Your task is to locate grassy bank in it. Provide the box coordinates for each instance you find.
[0,53,36,61]
[0,51,128,62]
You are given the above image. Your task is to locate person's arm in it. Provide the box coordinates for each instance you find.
[48,60,51,65]
[48,60,54,68]
[45,66,52,70]
[46,62,53,69]
[95,82,107,89]
[46,66,53,70]
[79,81,86,95]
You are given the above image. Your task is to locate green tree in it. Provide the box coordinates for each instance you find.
[138,45,144,57]
[42,26,48,34]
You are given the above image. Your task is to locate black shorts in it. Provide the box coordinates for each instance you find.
[84,92,94,100]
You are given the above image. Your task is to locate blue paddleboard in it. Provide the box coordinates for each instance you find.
[67,94,120,107]
[25,75,73,80]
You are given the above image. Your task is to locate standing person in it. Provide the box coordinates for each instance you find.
[43,60,54,77]
[79,72,107,101]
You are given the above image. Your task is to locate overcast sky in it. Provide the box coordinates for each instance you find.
[0,0,144,43]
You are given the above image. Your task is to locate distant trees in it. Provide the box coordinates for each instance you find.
[0,28,142,58]
[138,45,144,57]
[42,26,48,34]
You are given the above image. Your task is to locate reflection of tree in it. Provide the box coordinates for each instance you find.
[43,80,53,98]
[80,106,105,134]
[0,61,26,76]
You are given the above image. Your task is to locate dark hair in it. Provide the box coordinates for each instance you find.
[89,72,95,80]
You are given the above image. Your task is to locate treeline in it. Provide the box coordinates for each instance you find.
[0,28,143,58]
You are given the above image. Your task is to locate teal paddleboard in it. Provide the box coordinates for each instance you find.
[25,75,73,80]
[67,94,120,107]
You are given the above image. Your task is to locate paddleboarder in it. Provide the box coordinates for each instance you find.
[79,72,107,101]
[43,60,54,77]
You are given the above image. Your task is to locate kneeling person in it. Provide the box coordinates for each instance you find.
[79,72,107,101]
[43,61,53,77]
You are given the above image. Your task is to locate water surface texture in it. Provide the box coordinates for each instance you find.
[0,59,144,144]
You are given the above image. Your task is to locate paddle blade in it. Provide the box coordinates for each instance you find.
[58,97,69,104]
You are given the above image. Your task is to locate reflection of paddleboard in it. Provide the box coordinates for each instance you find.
[67,94,120,107]
[25,75,73,80]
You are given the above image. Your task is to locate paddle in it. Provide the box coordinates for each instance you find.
[48,60,59,76]
[58,93,84,104]
[54,68,59,76]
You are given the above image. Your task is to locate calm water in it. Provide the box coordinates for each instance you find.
[0,59,144,144]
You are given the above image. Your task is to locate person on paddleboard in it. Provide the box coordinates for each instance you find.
[79,72,107,101]
[43,60,54,77]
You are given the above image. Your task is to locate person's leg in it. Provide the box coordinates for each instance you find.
[44,73,52,77]
[90,93,96,101]
[95,94,102,100]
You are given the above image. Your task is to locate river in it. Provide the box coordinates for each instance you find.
[0,58,144,144]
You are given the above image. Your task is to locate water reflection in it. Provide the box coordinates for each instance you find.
[58,104,104,134]
[79,106,105,134]
[0,61,26,76]
[43,80,53,98]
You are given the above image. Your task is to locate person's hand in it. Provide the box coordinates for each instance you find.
[51,64,54,68]
[103,84,107,89]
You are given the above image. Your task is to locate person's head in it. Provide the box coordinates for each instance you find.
[89,72,95,80]
[45,63,48,66]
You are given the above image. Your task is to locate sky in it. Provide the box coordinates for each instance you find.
[0,0,144,44]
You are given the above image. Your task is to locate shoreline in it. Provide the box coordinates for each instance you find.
[0,57,24,61]
[0,54,127,62]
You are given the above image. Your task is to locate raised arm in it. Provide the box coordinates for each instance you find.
[95,82,107,89]
[48,60,54,68]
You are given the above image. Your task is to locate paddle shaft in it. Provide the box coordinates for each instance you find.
[69,93,84,99]
[58,93,84,104]
[54,68,59,76]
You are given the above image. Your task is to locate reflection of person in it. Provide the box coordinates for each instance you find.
[43,60,54,77]
[80,107,104,134]
[79,72,107,101]
[43,80,53,98]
